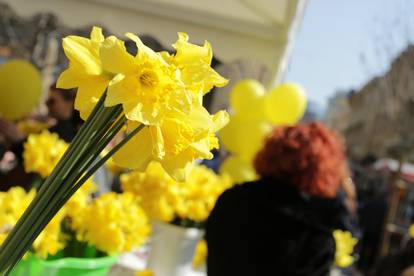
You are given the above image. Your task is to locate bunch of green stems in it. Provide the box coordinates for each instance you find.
[0,92,143,275]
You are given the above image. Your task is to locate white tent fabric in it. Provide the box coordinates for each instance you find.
[2,0,307,87]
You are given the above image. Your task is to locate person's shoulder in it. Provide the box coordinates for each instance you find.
[220,179,265,198]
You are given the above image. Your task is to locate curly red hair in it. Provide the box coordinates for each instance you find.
[254,122,346,198]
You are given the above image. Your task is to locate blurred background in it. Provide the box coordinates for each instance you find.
[1,0,414,275]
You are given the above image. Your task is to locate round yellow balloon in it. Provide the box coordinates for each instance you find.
[0,59,42,120]
[220,155,257,184]
[219,115,271,161]
[230,79,267,120]
[265,83,307,125]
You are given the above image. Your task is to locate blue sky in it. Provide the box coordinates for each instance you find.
[285,0,414,109]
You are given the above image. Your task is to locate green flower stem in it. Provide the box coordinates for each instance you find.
[0,94,107,268]
[4,115,128,274]
[25,122,143,245]
[1,107,122,272]
[0,93,124,274]
[49,123,145,237]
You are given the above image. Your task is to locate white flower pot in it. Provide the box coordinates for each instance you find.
[147,221,205,276]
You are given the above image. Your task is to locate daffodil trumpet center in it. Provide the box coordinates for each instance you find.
[139,70,159,88]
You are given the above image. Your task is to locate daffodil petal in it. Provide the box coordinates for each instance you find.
[190,139,215,159]
[149,126,165,159]
[105,74,135,107]
[62,36,101,75]
[173,32,212,65]
[113,126,153,171]
[124,101,146,123]
[125,32,159,60]
[100,36,136,74]
[212,110,230,131]
[186,105,214,131]
[171,32,228,95]
[57,66,82,89]
[90,26,104,43]
[161,156,194,182]
[75,78,107,119]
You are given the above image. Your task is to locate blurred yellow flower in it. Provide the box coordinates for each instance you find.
[0,187,35,229]
[333,229,357,268]
[136,270,154,276]
[175,165,233,222]
[32,209,66,259]
[72,192,151,255]
[409,224,414,238]
[121,162,233,223]
[17,120,52,135]
[65,178,96,230]
[0,187,67,259]
[121,162,178,222]
[192,239,207,269]
[57,26,110,119]
[0,188,35,252]
[23,130,68,178]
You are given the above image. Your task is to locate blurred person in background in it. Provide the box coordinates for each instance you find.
[206,122,353,276]
[46,82,82,142]
[0,82,81,190]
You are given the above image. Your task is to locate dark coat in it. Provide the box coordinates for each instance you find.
[206,177,347,276]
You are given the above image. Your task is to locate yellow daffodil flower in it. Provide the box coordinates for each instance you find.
[57,27,229,179]
[0,187,35,228]
[32,210,66,258]
[121,162,233,223]
[102,32,191,125]
[175,165,233,222]
[65,178,96,230]
[57,26,110,119]
[72,192,151,255]
[333,230,358,268]
[170,32,228,97]
[121,162,179,222]
[0,187,67,259]
[23,130,68,178]
[114,106,229,181]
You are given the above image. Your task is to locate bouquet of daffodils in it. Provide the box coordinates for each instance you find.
[0,26,229,274]
[0,131,151,260]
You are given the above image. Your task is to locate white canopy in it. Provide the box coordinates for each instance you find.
[2,0,307,87]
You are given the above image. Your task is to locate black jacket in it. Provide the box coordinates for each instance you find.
[206,177,347,276]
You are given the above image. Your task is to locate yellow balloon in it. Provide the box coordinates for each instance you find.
[230,79,267,120]
[219,115,271,161]
[220,155,257,184]
[0,59,42,120]
[265,83,307,125]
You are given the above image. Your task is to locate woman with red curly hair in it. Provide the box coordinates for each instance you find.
[206,122,350,276]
